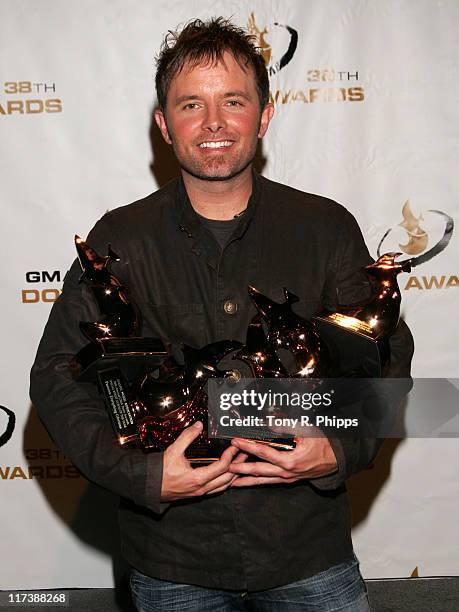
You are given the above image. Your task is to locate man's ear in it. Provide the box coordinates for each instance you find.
[258,102,275,139]
[154,108,172,145]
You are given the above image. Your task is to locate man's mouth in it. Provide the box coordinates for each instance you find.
[198,140,234,149]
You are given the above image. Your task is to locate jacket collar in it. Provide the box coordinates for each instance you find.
[175,169,262,243]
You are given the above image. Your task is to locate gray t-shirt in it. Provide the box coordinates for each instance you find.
[197,212,244,249]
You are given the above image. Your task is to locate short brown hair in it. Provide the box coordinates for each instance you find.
[155,17,270,111]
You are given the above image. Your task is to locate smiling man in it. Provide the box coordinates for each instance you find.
[30,17,413,612]
[155,50,269,185]
[154,43,273,222]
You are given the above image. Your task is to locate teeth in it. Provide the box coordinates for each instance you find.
[199,141,233,149]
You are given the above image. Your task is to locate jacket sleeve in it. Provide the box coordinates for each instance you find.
[312,206,414,490]
[29,214,167,514]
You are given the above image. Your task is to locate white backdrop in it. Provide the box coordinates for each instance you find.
[1,0,458,588]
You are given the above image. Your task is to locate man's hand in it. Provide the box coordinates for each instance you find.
[228,436,338,487]
[161,421,247,502]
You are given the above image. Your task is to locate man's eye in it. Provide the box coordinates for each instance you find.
[227,100,243,107]
[183,103,200,110]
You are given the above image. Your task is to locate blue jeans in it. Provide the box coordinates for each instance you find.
[130,555,370,611]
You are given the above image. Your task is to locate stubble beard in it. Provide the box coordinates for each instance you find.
[165,111,262,182]
[172,138,258,182]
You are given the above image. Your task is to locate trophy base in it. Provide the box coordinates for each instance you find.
[185,438,230,465]
[313,314,384,377]
[76,337,167,383]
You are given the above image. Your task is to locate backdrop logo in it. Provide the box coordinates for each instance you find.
[247,12,298,76]
[22,269,62,303]
[247,13,364,104]
[397,200,428,256]
[0,405,16,449]
[377,201,456,291]
[270,68,364,105]
[0,81,62,116]
[0,447,82,480]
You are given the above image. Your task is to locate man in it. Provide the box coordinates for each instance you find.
[30,17,413,611]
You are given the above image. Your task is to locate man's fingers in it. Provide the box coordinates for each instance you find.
[196,450,248,494]
[218,444,240,465]
[191,448,248,493]
[231,476,297,487]
[230,451,248,465]
[229,461,287,477]
[205,475,239,496]
[201,471,235,495]
[191,445,239,484]
[208,474,239,495]
[169,421,204,456]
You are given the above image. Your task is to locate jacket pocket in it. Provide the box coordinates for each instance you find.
[140,302,206,348]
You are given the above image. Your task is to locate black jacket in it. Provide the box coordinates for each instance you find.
[30,173,413,590]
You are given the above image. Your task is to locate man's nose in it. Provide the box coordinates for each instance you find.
[202,105,226,132]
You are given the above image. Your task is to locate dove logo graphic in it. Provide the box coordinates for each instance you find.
[247,12,298,76]
[377,201,456,291]
[397,201,429,256]
[377,201,454,266]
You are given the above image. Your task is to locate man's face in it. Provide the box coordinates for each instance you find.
[154,51,273,181]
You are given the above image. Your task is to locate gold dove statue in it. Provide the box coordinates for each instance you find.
[398,200,428,256]
[247,12,272,66]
